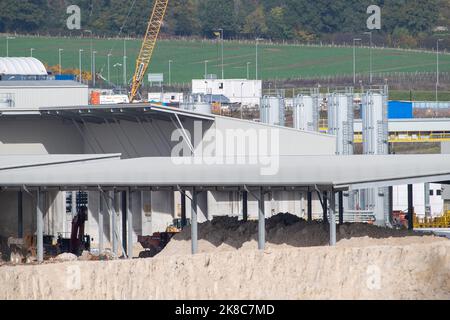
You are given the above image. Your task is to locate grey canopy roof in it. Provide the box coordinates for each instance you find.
[0,154,450,190]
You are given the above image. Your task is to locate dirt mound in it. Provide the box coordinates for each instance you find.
[159,213,445,257]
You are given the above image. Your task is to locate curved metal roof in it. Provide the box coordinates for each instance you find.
[0,57,47,76]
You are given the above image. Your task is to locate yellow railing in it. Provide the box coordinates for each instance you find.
[351,132,450,144]
[414,211,450,229]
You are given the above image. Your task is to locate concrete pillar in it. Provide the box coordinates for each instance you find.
[329,191,336,246]
[242,191,248,222]
[36,190,44,263]
[258,188,265,251]
[127,189,133,259]
[408,184,414,230]
[121,191,127,256]
[191,189,198,255]
[338,191,344,225]
[98,193,104,253]
[307,191,312,222]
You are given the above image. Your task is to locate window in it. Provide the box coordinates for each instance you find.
[437,190,442,196]
[219,83,224,89]
[430,190,434,196]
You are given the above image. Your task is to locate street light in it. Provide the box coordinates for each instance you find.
[353,39,361,84]
[84,30,93,83]
[93,50,97,87]
[107,53,112,84]
[247,62,251,79]
[169,60,173,86]
[123,39,127,86]
[256,38,264,81]
[114,63,122,88]
[364,32,373,84]
[214,28,224,79]
[436,39,444,103]
[30,48,35,57]
[58,49,64,75]
[204,60,209,79]
[240,82,244,119]
[6,36,15,57]
[79,49,84,83]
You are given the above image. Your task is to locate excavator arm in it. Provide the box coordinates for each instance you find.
[129,0,169,103]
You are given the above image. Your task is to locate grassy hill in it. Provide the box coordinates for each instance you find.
[2,36,450,85]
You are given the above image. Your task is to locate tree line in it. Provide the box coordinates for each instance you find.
[0,0,448,48]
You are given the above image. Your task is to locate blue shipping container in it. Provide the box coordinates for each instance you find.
[388,101,413,119]
[55,74,76,81]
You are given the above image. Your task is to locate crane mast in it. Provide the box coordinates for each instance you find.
[129,0,169,103]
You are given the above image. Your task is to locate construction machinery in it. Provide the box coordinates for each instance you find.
[129,0,169,103]
[138,222,182,258]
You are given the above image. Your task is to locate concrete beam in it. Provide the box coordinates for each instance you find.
[329,191,336,246]
[191,189,198,255]
[258,188,265,251]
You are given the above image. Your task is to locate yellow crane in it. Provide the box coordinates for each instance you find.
[129,0,169,103]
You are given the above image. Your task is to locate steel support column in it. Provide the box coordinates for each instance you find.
[329,191,337,246]
[181,191,187,228]
[18,190,23,238]
[307,191,312,222]
[338,191,344,225]
[127,189,133,259]
[98,193,104,253]
[258,188,265,251]
[242,191,248,222]
[110,191,118,256]
[322,191,328,223]
[191,189,198,254]
[408,184,414,230]
[121,191,127,256]
[36,190,44,263]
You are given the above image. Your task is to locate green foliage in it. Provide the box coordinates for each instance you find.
[0,0,443,42]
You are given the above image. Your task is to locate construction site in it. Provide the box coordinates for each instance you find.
[0,0,450,301]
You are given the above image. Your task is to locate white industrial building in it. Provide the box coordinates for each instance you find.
[148,92,184,105]
[0,57,88,109]
[192,79,262,106]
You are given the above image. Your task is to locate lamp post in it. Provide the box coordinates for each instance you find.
[218,28,224,79]
[79,49,84,83]
[256,38,263,81]
[240,82,244,119]
[436,39,444,103]
[6,36,15,57]
[93,50,97,87]
[84,30,93,82]
[123,38,127,86]
[364,32,373,84]
[169,60,173,86]
[58,49,64,75]
[114,63,122,88]
[204,60,209,79]
[353,38,361,84]
[247,62,251,79]
[107,53,112,84]
[30,48,35,57]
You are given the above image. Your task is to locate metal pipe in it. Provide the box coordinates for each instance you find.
[121,191,127,257]
[181,191,187,228]
[191,189,198,254]
[110,191,118,256]
[329,191,337,246]
[36,190,44,263]
[322,191,328,223]
[258,188,265,250]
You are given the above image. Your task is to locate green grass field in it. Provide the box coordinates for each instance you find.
[3,36,450,85]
